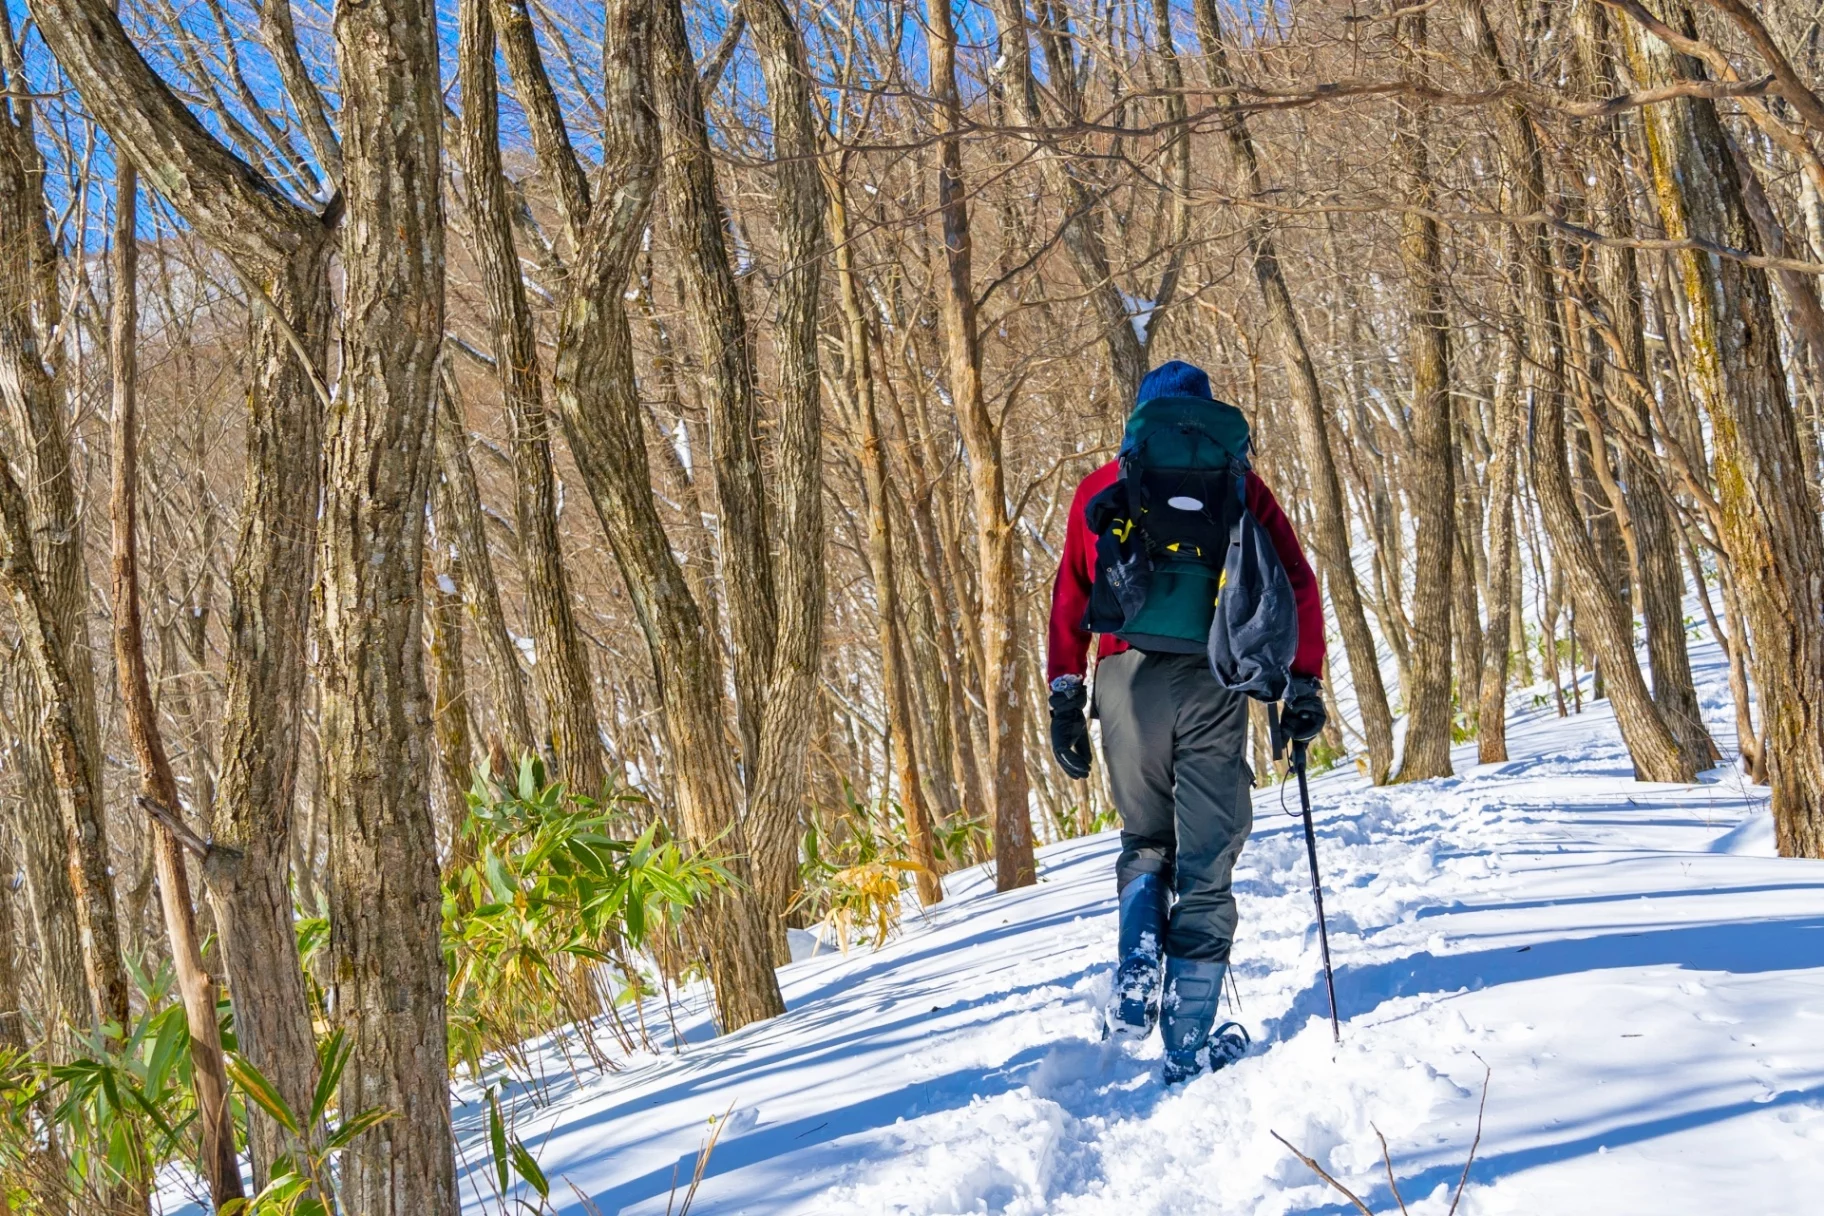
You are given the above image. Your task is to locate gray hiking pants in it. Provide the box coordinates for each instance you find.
[1095,649,1254,963]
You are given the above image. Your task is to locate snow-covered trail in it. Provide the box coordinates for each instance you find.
[456,651,1824,1215]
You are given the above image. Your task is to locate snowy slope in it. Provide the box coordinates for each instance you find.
[445,643,1824,1216]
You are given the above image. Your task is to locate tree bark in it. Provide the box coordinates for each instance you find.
[1625,4,1824,848]
[1391,9,1456,783]
[207,244,329,1185]
[456,0,605,798]
[1577,1,1716,767]
[0,467,131,1038]
[106,163,242,1211]
[927,0,1035,891]
[1,346,140,1215]
[325,0,458,1209]
[490,0,589,252]
[0,18,91,1055]
[885,376,988,839]
[1193,0,1396,783]
[1478,321,1524,763]
[427,462,476,867]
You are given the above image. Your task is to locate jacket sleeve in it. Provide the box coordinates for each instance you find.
[1245,472,1327,679]
[1046,476,1098,683]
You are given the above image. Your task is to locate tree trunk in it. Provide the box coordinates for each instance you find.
[1194,0,1396,783]
[456,0,605,797]
[325,0,458,1209]
[0,23,90,1055]
[744,0,829,948]
[1469,0,1693,784]
[0,463,131,1036]
[1391,8,1456,784]
[432,365,536,757]
[893,488,965,837]
[207,244,330,1186]
[651,0,777,790]
[105,162,243,1211]
[832,179,942,905]
[543,0,784,1029]
[1624,5,1824,848]
[2,468,143,1216]
[0,847,62,1211]
[27,0,342,1173]
[927,0,1035,891]
[427,467,476,867]
[1478,321,1524,763]
[1577,1,1716,767]
[887,380,989,838]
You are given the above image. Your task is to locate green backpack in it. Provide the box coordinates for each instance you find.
[1082,395,1252,652]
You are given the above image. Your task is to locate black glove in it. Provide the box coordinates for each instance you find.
[1280,674,1327,744]
[1049,678,1093,780]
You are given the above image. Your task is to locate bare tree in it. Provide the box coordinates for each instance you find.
[1470,0,1693,783]
[29,0,334,1174]
[319,0,458,1207]
[1194,0,1398,785]
[455,0,606,797]
[106,161,242,1209]
[1623,1,1824,849]
[1391,6,1457,784]
[742,0,832,947]
[927,0,1036,891]
[0,8,98,1059]
[535,0,786,1027]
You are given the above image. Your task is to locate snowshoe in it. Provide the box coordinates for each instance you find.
[1104,873,1168,1038]
[1159,956,1246,1083]
[1162,1021,1250,1085]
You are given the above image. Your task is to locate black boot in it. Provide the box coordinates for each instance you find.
[1106,873,1168,1038]
[1160,956,1250,1083]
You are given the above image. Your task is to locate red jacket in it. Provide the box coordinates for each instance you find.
[1046,461,1326,683]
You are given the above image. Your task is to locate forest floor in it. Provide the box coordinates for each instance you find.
[426,629,1824,1216]
[161,631,1824,1215]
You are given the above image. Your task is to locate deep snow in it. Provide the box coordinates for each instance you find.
[156,632,1824,1215]
[431,637,1824,1216]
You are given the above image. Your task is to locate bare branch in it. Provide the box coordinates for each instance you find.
[1372,1124,1410,1216]
[491,0,591,249]
[699,4,747,96]
[1699,0,1824,134]
[254,0,343,184]
[136,794,211,860]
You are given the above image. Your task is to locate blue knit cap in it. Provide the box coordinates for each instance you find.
[1137,360,1212,405]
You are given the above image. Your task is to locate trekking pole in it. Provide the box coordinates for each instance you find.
[1269,705,1342,1044]
[1292,739,1342,1044]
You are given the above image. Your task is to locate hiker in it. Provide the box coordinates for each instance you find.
[1046,360,1328,1082]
